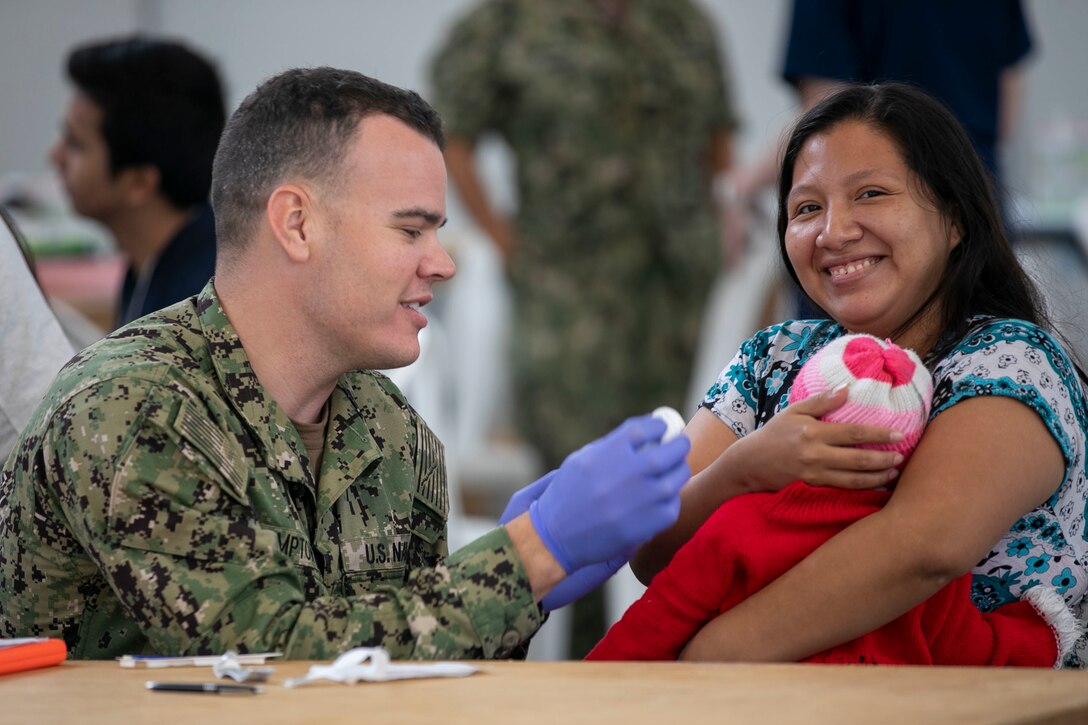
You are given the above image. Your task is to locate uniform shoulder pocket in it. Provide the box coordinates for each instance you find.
[106,397,270,563]
[413,422,449,520]
[171,399,249,505]
[410,422,448,550]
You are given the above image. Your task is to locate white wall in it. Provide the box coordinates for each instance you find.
[0,0,797,233]
[0,0,1085,230]
[1014,0,1088,224]
[0,0,140,180]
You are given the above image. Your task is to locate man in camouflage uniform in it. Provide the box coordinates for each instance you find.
[0,68,691,659]
[430,0,739,467]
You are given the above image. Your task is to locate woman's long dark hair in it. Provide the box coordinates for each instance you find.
[776,83,1048,361]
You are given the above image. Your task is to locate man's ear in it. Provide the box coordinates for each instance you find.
[117,165,160,206]
[266,184,315,263]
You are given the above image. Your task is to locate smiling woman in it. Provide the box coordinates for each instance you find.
[630,83,1088,668]
[783,119,960,352]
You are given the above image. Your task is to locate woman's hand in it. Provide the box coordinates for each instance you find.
[727,386,904,492]
[631,390,903,584]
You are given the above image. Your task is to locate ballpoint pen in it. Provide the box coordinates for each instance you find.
[120,652,282,668]
[145,681,264,695]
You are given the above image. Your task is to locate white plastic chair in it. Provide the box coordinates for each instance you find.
[684,236,788,414]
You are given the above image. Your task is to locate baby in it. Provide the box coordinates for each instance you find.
[587,334,1077,665]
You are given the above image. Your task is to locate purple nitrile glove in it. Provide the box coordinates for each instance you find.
[501,471,628,610]
[499,471,556,525]
[540,552,633,612]
[528,413,690,574]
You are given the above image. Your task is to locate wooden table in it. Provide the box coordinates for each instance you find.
[3,659,1088,724]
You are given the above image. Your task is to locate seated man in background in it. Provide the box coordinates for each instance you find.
[0,67,690,660]
[50,36,225,328]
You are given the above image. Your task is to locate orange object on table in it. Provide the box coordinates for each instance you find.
[0,639,67,676]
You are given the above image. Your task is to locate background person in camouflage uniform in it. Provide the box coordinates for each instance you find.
[430,0,740,468]
[430,0,738,657]
[0,68,692,660]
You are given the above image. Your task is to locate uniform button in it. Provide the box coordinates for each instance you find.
[500,629,521,651]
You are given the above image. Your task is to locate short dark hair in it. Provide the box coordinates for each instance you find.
[67,35,225,209]
[776,83,1047,356]
[211,67,445,255]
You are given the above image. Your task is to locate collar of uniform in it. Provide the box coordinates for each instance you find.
[316,381,383,518]
[194,280,310,485]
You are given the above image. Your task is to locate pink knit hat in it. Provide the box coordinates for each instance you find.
[788,334,933,461]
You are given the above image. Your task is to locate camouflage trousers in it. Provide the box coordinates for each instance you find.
[509,251,715,469]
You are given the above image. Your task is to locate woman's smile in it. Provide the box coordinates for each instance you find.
[825,255,882,282]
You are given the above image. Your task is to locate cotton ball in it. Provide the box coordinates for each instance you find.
[651,406,685,443]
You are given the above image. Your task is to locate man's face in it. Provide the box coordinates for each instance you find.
[306,114,455,372]
[48,92,126,223]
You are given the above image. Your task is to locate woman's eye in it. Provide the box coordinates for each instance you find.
[859,189,885,200]
[795,203,819,216]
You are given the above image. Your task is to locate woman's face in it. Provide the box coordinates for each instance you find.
[784,120,960,350]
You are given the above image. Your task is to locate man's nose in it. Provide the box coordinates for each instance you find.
[423,236,457,282]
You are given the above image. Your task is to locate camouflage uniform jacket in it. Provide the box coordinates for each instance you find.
[0,282,541,659]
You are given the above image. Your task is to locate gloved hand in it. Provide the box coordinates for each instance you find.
[540,552,632,612]
[499,471,556,525]
[528,413,690,573]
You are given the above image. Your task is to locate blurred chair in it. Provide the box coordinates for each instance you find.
[0,206,77,460]
[442,232,543,513]
[51,298,106,351]
[442,231,512,462]
[1015,231,1088,371]
[685,232,788,414]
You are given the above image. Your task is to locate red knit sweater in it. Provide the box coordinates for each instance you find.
[586,482,1057,665]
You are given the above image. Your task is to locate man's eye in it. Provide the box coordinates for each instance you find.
[403,228,422,239]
